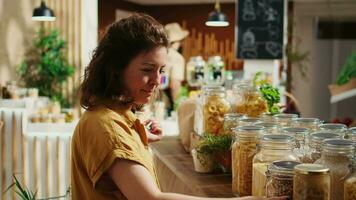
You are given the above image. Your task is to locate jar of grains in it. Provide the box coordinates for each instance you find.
[292,117,322,133]
[252,134,299,197]
[202,86,230,135]
[344,159,356,200]
[305,132,341,163]
[266,160,301,198]
[254,122,280,135]
[315,139,354,200]
[231,125,265,196]
[319,123,348,138]
[293,164,330,200]
[223,113,245,136]
[281,127,310,162]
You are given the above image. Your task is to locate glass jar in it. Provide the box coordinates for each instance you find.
[273,113,298,127]
[232,125,265,196]
[238,117,262,126]
[282,127,310,161]
[266,160,301,198]
[223,113,245,136]
[315,139,354,200]
[186,56,206,87]
[252,134,299,197]
[344,161,356,200]
[233,84,267,117]
[306,132,341,163]
[292,118,322,133]
[205,56,225,86]
[348,127,356,142]
[261,113,277,123]
[254,122,280,134]
[293,164,330,200]
[202,86,230,135]
[319,123,348,138]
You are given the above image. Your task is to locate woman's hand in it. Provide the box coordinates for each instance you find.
[145,119,164,143]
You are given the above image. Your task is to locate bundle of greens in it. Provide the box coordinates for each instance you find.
[197,134,233,155]
[336,51,356,85]
[259,84,281,114]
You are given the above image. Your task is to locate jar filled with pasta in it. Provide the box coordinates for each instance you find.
[282,127,310,162]
[273,113,298,127]
[203,86,230,135]
[233,84,267,117]
[254,122,280,134]
[293,164,330,200]
[223,113,245,136]
[187,56,206,87]
[292,118,321,133]
[305,132,341,163]
[205,56,225,86]
[315,139,354,200]
[319,123,348,138]
[252,134,299,197]
[266,160,301,198]
[232,125,265,196]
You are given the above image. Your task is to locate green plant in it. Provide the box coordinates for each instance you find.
[17,27,74,107]
[197,134,233,155]
[4,175,70,200]
[336,51,356,85]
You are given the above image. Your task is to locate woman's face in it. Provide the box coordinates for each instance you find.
[123,46,167,105]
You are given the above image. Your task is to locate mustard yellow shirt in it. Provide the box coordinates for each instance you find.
[71,105,159,200]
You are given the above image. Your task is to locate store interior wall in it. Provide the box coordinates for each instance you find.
[292,1,356,121]
[0,0,37,86]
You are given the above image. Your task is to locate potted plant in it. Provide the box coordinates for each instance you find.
[192,134,233,173]
[17,27,74,107]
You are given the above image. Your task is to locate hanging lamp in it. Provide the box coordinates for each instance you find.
[205,1,229,27]
[32,1,56,21]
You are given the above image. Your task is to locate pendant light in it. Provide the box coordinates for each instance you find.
[205,1,229,27]
[32,1,56,21]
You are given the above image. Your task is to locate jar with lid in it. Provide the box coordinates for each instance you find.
[186,56,206,87]
[344,157,356,200]
[223,113,245,136]
[292,118,322,133]
[231,125,265,196]
[306,132,341,163]
[273,113,298,127]
[315,139,354,200]
[239,117,262,126]
[266,160,301,198]
[293,164,330,200]
[252,134,299,197]
[282,127,310,162]
[260,113,277,123]
[347,127,356,141]
[205,56,225,86]
[319,123,348,138]
[233,84,267,117]
[202,86,230,135]
[254,122,280,134]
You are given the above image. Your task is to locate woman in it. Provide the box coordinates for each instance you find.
[71,13,286,200]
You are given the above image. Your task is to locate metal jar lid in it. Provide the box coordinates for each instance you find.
[269,160,301,173]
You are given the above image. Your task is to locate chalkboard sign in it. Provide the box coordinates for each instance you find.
[236,0,284,59]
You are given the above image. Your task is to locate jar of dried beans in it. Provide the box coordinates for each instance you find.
[266,160,301,198]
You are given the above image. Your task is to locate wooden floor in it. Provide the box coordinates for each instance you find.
[150,136,234,198]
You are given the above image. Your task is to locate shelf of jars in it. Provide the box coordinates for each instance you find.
[179,61,355,199]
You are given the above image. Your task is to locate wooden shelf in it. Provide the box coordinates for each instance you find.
[330,88,356,103]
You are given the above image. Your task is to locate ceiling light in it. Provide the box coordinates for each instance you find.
[32,1,56,22]
[205,1,229,27]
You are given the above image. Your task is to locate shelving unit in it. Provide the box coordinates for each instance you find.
[330,88,356,103]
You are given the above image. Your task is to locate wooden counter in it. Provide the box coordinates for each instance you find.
[150,136,234,197]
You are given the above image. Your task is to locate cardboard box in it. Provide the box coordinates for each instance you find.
[328,78,356,96]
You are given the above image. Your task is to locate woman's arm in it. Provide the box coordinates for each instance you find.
[108,159,287,200]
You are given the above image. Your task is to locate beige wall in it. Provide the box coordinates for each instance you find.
[0,0,37,86]
[0,0,98,106]
[292,2,356,120]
